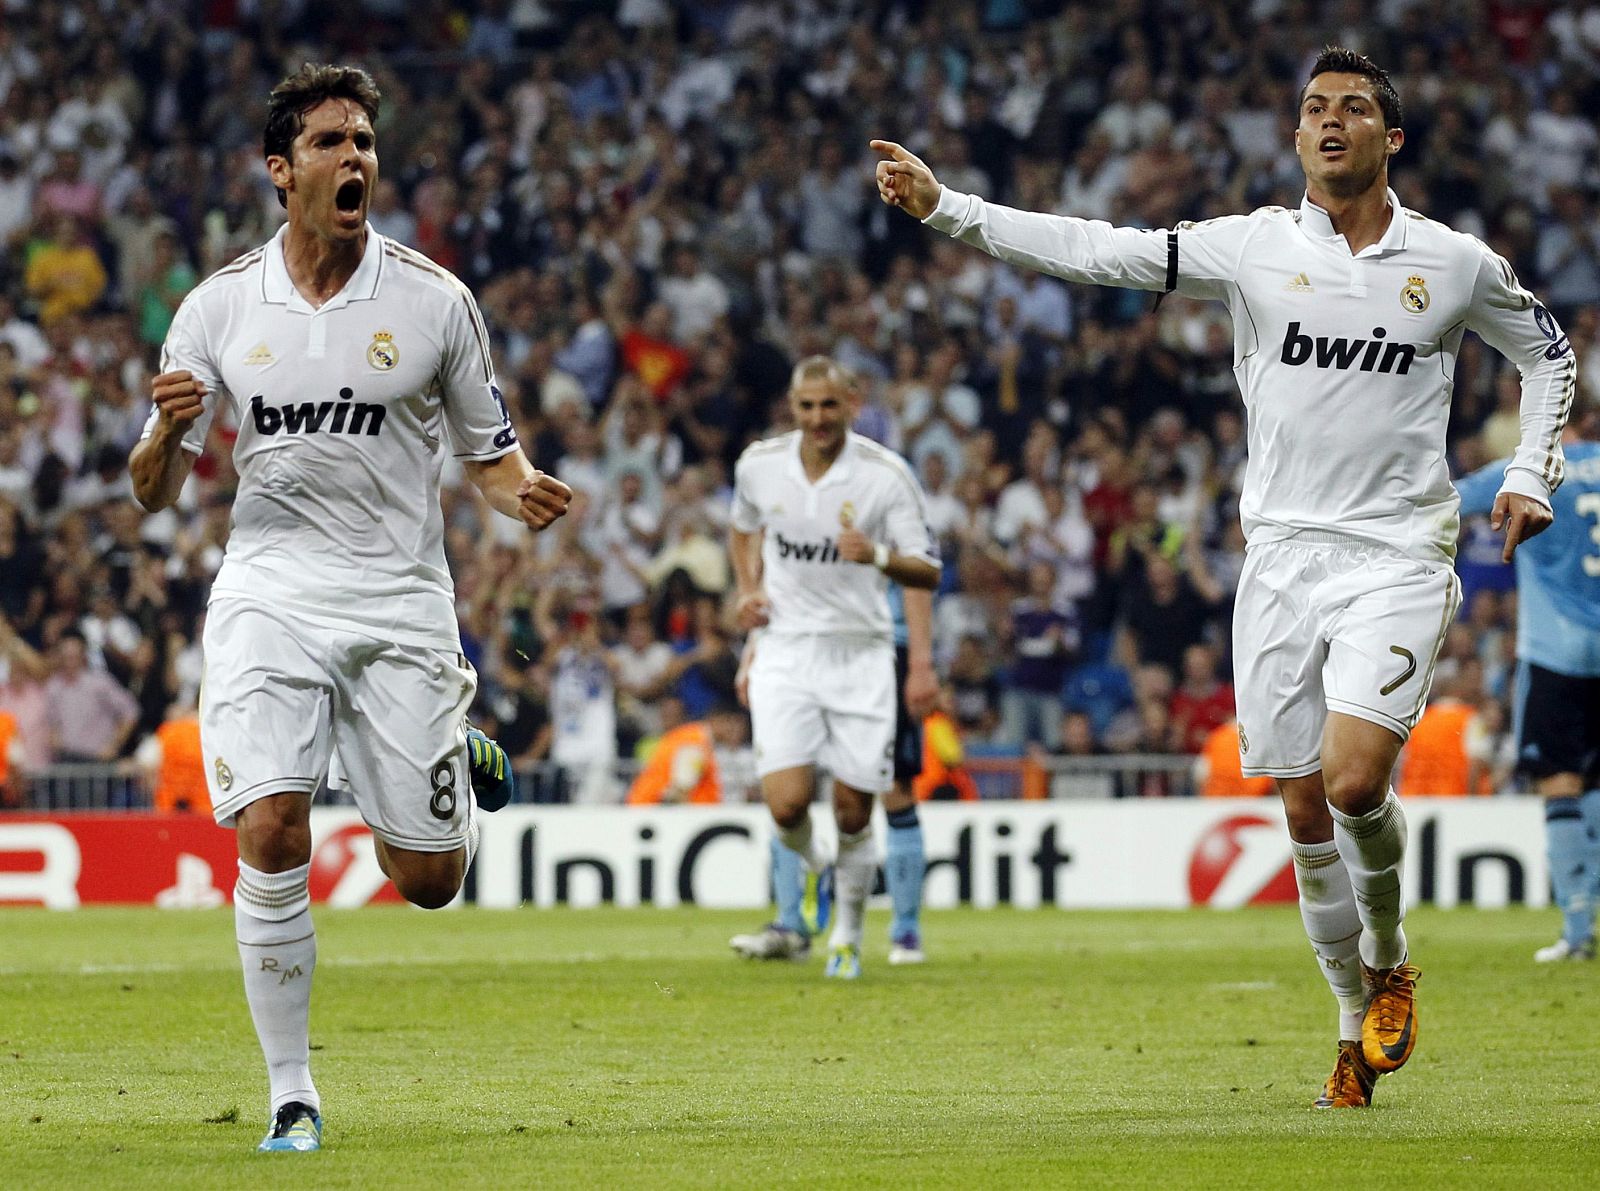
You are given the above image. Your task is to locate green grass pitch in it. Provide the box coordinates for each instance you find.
[1,906,1597,1188]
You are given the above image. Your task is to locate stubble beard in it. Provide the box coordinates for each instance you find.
[1309,154,1386,202]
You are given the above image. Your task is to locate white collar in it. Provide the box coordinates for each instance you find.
[261,222,385,311]
[788,429,857,488]
[1297,187,1409,256]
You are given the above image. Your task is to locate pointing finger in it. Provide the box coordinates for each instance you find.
[1502,509,1526,563]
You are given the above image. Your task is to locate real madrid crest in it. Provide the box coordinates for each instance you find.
[215,756,234,791]
[367,329,398,370]
[1400,276,1429,314]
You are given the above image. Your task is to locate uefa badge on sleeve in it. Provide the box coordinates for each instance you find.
[367,329,399,370]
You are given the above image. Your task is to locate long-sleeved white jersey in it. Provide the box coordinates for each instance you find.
[925,186,1575,564]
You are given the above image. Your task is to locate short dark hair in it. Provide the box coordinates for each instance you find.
[263,63,382,207]
[1301,46,1403,130]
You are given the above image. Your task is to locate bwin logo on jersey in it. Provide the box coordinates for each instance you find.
[1279,322,1418,375]
[774,530,843,563]
[251,387,387,436]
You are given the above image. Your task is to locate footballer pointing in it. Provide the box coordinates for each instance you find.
[874,46,1572,1107]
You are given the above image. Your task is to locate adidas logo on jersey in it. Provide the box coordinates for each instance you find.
[243,342,276,366]
[1279,322,1418,375]
[1284,272,1314,292]
[774,530,845,564]
[250,388,387,436]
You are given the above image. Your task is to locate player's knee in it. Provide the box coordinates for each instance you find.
[770,800,810,830]
[235,797,312,870]
[1322,766,1388,816]
[386,848,465,909]
[1282,799,1334,843]
[834,804,871,835]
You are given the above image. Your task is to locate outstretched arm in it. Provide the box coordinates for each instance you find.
[870,138,1238,300]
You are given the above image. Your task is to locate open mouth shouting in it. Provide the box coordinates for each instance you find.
[334,177,366,226]
[1318,136,1348,160]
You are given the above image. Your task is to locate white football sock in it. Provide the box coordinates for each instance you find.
[1330,790,1409,971]
[235,861,319,1114]
[829,827,875,951]
[1291,839,1366,1041]
[776,814,827,873]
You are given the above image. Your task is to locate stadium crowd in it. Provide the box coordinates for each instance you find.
[2,0,1599,807]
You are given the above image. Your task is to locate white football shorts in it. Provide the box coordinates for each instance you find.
[1232,534,1461,779]
[748,633,896,794]
[200,597,477,852]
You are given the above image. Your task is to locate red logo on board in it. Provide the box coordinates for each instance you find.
[1188,814,1298,906]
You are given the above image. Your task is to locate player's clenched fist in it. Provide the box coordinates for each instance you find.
[870,139,941,221]
[150,370,208,426]
[516,471,573,531]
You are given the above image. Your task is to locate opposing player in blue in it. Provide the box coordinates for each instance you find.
[731,582,938,963]
[1457,412,1600,961]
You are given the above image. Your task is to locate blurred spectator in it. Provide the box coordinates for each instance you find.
[135,226,195,348]
[1000,560,1079,748]
[535,590,618,804]
[23,215,107,326]
[657,243,730,342]
[1195,718,1274,798]
[947,634,1001,740]
[1167,643,1235,755]
[612,606,676,743]
[1464,692,1518,795]
[1057,710,1104,759]
[0,704,22,807]
[625,702,747,805]
[1397,677,1485,798]
[1114,541,1225,676]
[44,630,138,763]
[1196,717,1267,800]
[0,614,49,772]
[134,699,209,815]
[912,685,980,802]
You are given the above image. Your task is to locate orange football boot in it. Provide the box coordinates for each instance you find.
[1362,963,1420,1072]
[1313,1041,1378,1109]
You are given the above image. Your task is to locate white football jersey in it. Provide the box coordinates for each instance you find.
[732,430,940,640]
[141,225,519,650]
[926,187,1575,564]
